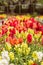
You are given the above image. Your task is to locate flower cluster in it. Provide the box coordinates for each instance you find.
[0,15,43,65]
[0,43,43,65]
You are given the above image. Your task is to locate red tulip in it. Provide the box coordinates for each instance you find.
[27,34,32,43]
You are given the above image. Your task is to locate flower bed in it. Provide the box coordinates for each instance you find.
[0,16,43,65]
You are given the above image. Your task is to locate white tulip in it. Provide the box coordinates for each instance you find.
[1,59,9,65]
[1,50,10,61]
[10,63,14,65]
[37,52,43,62]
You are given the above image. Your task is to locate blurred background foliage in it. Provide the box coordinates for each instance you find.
[0,0,43,5]
[38,0,43,4]
[0,0,43,14]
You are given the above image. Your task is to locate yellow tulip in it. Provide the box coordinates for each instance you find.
[41,61,43,65]
[32,51,38,60]
[9,52,15,61]
[5,42,12,51]
[28,60,34,65]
